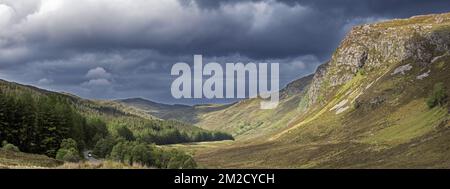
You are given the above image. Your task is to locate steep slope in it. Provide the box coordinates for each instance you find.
[116,74,314,140]
[190,13,450,168]
[196,74,314,140]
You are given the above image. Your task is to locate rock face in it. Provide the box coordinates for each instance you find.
[306,13,450,106]
[306,62,329,105]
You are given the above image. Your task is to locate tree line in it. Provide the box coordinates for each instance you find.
[107,117,234,145]
[0,90,199,168]
[0,82,233,168]
[0,89,107,157]
[93,135,197,168]
[137,127,234,145]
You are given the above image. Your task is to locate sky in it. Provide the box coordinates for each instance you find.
[1,0,450,105]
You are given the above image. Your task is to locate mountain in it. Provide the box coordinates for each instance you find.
[117,74,316,140]
[116,98,233,123]
[182,13,450,168]
[195,74,314,140]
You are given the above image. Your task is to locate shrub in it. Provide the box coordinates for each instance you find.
[108,141,197,168]
[60,138,78,151]
[56,148,81,162]
[56,138,81,162]
[2,143,20,152]
[63,150,81,162]
[166,150,197,169]
[109,142,129,163]
[130,143,153,166]
[427,82,448,108]
[93,136,117,158]
[109,141,154,166]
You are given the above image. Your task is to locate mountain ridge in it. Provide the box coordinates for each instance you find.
[116,73,315,126]
[179,12,450,168]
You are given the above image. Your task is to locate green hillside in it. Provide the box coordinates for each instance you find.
[0,79,232,168]
[196,74,314,140]
[175,13,450,168]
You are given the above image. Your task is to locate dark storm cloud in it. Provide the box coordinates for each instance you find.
[288,0,450,17]
[3,0,449,62]
[0,0,362,61]
[4,0,449,62]
[190,0,450,58]
[193,0,450,16]
[0,0,449,104]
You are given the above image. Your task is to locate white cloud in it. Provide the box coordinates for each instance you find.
[37,77,52,85]
[82,67,112,91]
[85,67,111,79]
[0,4,14,27]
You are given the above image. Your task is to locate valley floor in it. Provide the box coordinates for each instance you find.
[175,122,450,168]
[0,149,149,169]
[172,107,450,169]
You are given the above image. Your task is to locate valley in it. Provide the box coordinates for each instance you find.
[1,12,449,169]
[168,12,450,168]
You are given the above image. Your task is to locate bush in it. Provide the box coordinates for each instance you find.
[427,82,448,108]
[93,136,117,158]
[108,141,196,168]
[2,142,20,152]
[110,142,129,163]
[130,143,154,166]
[56,138,81,162]
[110,141,154,166]
[56,148,81,162]
[60,138,78,151]
[166,150,197,169]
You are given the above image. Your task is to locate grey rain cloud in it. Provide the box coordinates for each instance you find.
[0,0,449,104]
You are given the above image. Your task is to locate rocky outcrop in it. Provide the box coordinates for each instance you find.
[306,61,329,105]
[306,13,450,107]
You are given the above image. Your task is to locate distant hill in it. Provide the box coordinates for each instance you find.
[116,98,233,123]
[194,74,314,140]
[117,74,315,140]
